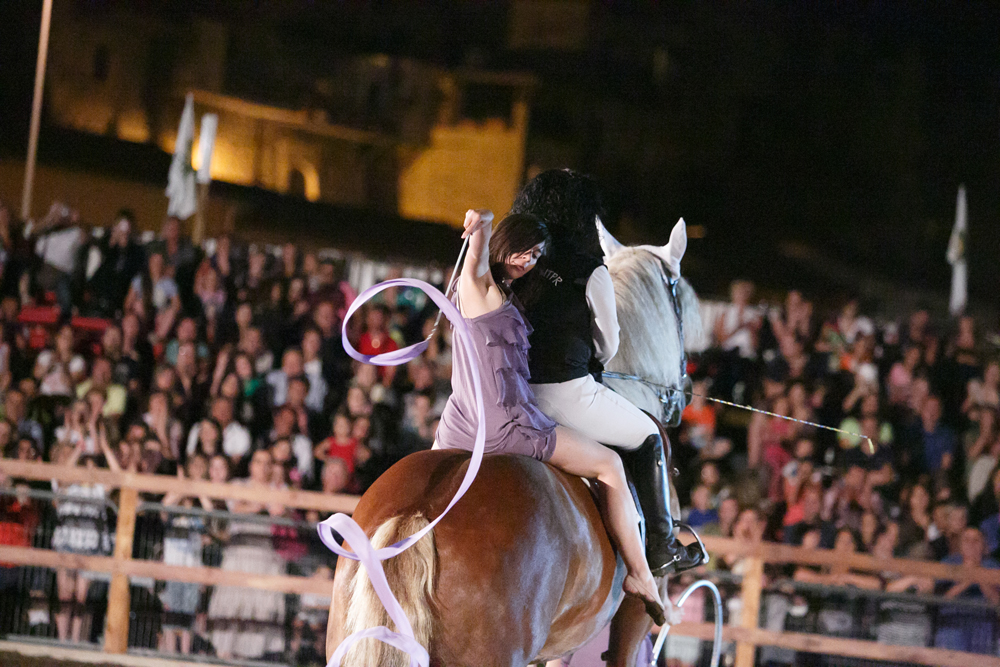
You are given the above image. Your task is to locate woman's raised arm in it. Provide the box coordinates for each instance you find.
[457,209,503,319]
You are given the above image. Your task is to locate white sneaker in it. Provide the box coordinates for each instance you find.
[28,608,50,626]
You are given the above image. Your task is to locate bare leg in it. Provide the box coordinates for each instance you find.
[180,629,192,654]
[547,426,664,623]
[55,569,74,641]
[71,574,88,643]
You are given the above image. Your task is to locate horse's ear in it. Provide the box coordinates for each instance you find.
[596,216,625,259]
[653,218,687,278]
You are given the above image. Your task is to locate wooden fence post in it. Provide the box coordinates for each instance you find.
[104,486,138,654]
[734,555,764,667]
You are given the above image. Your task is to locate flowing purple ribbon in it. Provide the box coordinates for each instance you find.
[318,278,485,667]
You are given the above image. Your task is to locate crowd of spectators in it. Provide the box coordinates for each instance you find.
[675,280,1000,660]
[0,197,998,662]
[0,199,452,663]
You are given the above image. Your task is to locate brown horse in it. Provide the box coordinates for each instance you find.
[327,222,699,667]
[325,447,667,667]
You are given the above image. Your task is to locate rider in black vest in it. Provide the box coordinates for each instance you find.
[517,249,604,385]
[511,169,707,576]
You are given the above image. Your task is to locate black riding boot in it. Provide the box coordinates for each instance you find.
[619,433,708,576]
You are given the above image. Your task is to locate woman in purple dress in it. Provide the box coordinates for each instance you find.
[435,209,665,623]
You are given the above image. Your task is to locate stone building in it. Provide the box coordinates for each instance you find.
[42,3,535,227]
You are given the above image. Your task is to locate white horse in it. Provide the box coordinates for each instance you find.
[600,218,703,425]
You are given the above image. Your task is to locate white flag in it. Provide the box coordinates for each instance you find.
[947,185,967,316]
[196,113,218,185]
[165,93,197,220]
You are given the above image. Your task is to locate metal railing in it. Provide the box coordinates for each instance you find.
[663,535,1000,667]
[0,486,118,646]
[0,486,336,664]
[2,459,1000,667]
[0,460,355,665]
[660,569,998,667]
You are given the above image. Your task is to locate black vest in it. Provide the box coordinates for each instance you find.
[512,253,603,384]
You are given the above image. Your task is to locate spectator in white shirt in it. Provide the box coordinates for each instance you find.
[269,405,313,484]
[35,325,86,397]
[713,279,762,359]
[31,202,83,319]
[300,328,329,413]
[266,348,305,408]
[186,397,251,463]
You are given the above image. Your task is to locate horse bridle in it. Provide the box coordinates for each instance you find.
[602,254,690,427]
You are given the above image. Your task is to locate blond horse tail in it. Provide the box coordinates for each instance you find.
[342,514,436,667]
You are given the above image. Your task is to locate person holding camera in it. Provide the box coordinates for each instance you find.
[87,209,144,318]
[29,201,85,320]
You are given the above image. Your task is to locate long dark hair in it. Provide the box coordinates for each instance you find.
[488,213,550,286]
[509,169,605,261]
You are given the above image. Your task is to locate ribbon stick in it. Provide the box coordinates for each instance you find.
[318,278,485,667]
[650,580,723,667]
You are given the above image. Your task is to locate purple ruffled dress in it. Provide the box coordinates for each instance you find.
[436,294,557,461]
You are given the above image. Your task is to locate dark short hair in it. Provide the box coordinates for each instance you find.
[509,169,605,260]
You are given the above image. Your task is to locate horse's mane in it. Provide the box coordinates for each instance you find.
[604,247,701,414]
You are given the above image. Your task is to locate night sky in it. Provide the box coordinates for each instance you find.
[1,1,998,307]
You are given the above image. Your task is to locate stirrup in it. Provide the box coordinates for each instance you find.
[675,522,709,567]
[650,523,710,577]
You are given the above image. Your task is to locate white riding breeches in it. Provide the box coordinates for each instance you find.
[531,375,659,449]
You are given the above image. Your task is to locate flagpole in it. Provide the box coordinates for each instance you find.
[21,0,54,221]
[192,113,217,246]
[193,182,208,245]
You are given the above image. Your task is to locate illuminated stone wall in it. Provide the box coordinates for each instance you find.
[398,117,528,226]
[397,74,533,227]
[41,5,532,224]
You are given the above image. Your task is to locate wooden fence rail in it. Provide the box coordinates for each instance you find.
[698,534,1000,588]
[0,459,359,513]
[1,459,998,667]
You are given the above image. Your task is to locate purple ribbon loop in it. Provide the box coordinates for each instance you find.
[319,278,485,667]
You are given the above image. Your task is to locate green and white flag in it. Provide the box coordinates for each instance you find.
[946,185,967,316]
[166,93,197,220]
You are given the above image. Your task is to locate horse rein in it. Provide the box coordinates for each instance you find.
[601,369,687,426]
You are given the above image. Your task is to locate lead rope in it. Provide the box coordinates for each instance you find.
[602,372,875,454]
[694,391,875,454]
